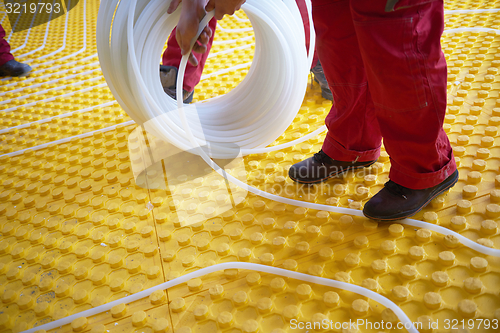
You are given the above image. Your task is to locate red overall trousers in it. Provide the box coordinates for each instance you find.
[0,24,14,66]
[162,0,317,92]
[314,0,456,189]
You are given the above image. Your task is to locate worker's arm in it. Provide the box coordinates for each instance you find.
[168,0,245,65]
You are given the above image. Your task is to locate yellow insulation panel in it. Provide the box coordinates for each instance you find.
[0,0,499,332]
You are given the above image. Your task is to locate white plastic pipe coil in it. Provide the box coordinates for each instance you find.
[97,0,315,159]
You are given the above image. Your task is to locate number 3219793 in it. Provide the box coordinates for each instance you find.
[444,319,498,330]
[6,3,61,14]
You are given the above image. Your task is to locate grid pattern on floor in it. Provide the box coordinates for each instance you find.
[0,0,500,332]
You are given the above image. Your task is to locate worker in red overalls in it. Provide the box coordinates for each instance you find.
[0,24,31,77]
[172,0,458,221]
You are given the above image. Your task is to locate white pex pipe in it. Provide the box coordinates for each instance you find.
[24,3,500,333]
[15,0,56,59]
[9,0,41,54]
[444,8,500,14]
[216,23,253,33]
[21,263,419,333]
[0,101,117,135]
[443,27,500,34]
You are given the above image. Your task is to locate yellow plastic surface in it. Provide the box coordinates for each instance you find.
[0,0,500,332]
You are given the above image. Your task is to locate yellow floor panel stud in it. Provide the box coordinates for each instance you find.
[0,0,499,332]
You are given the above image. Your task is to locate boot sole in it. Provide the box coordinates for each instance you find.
[363,171,459,221]
[289,161,376,185]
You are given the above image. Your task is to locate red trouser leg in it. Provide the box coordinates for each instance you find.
[296,0,319,67]
[314,0,382,163]
[0,24,14,66]
[162,18,217,92]
[315,0,456,190]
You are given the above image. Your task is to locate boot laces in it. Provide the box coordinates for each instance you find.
[313,150,333,166]
[385,180,409,200]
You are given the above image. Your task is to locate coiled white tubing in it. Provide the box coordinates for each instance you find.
[97,0,314,159]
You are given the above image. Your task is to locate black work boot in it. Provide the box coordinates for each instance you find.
[159,65,194,103]
[311,60,333,101]
[0,59,32,77]
[363,170,459,221]
[288,150,376,184]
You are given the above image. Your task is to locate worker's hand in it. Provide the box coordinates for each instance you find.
[167,0,212,66]
[181,25,212,66]
[205,0,246,20]
[167,0,245,65]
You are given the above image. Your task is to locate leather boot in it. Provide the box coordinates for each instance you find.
[288,150,376,184]
[363,170,459,221]
[0,59,32,77]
